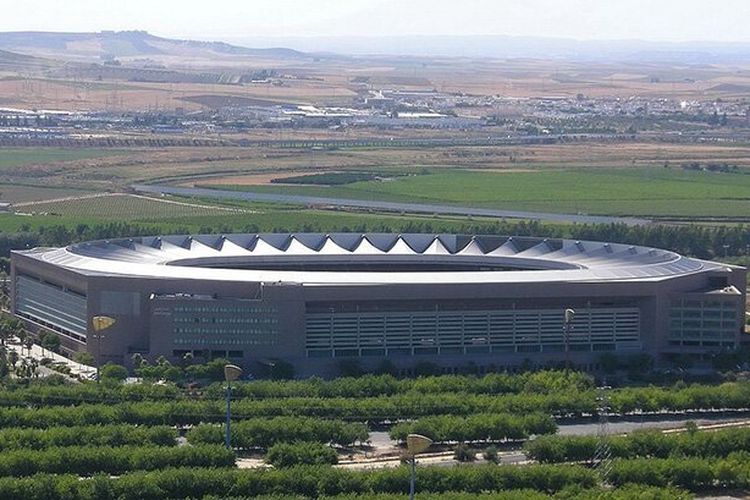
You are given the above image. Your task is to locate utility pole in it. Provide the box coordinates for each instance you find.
[594,379,613,484]
[91,316,116,382]
[563,309,575,370]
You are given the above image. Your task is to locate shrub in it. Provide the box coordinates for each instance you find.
[0,445,234,477]
[266,442,338,467]
[188,417,367,449]
[483,445,499,464]
[525,427,750,463]
[99,363,128,382]
[453,443,475,462]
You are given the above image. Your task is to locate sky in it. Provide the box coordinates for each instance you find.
[2,0,750,43]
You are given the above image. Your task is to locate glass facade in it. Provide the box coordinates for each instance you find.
[306,306,641,358]
[669,298,738,347]
[171,303,279,348]
[15,275,87,342]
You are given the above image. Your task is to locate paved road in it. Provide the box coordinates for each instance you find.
[132,184,651,226]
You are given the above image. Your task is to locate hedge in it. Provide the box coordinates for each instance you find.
[266,442,339,467]
[0,424,176,450]
[0,445,234,477]
[525,427,750,463]
[188,417,368,448]
[608,453,750,491]
[390,413,556,443]
[0,464,597,498]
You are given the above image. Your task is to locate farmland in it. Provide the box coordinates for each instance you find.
[0,148,127,170]
[199,167,750,219]
[17,194,251,221]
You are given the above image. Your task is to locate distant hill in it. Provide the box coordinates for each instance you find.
[0,30,308,61]
[0,49,57,71]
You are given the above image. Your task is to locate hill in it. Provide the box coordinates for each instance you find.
[0,30,307,62]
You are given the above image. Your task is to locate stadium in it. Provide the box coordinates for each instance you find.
[10,233,747,376]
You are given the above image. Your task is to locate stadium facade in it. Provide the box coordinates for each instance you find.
[10,233,747,376]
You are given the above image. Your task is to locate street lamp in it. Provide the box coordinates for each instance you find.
[91,315,116,382]
[224,364,243,449]
[563,308,575,371]
[406,433,433,500]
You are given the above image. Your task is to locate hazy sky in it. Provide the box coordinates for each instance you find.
[2,0,750,43]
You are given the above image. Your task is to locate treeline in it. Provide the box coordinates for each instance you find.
[526,427,750,463]
[203,487,690,500]
[609,453,750,492]
[0,464,598,498]
[265,442,339,468]
[390,413,556,443]
[1,382,750,425]
[0,424,176,451]
[3,218,750,261]
[187,417,368,448]
[0,445,234,477]
[210,371,594,400]
[0,371,593,406]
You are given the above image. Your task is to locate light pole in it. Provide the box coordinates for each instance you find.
[91,315,116,382]
[563,308,575,371]
[406,433,433,500]
[224,364,243,449]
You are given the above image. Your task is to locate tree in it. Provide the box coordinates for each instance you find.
[483,445,499,463]
[73,352,95,366]
[7,350,17,369]
[39,332,61,353]
[99,363,128,382]
[131,353,145,368]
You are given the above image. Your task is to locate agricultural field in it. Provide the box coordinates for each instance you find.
[0,184,93,204]
[199,167,750,219]
[0,359,747,498]
[15,194,251,221]
[0,148,127,170]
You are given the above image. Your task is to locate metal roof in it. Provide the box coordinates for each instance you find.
[16,233,724,286]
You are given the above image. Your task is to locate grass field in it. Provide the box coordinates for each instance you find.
[18,194,250,221]
[0,148,126,169]
[0,184,93,204]
[200,167,750,218]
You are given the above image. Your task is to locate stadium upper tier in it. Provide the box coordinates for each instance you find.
[26,233,716,284]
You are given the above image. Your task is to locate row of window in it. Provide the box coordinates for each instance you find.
[306,308,641,351]
[306,342,634,358]
[669,299,739,344]
[172,305,278,314]
[174,327,277,336]
[15,276,88,341]
[174,337,277,346]
[173,316,278,325]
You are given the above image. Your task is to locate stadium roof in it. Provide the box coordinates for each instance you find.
[16,233,728,285]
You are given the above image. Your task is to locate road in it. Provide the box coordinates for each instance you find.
[132,184,651,226]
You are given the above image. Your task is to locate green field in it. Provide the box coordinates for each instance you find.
[21,194,250,221]
[0,184,93,204]
[0,148,126,169]
[201,167,750,218]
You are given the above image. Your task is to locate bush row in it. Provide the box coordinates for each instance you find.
[201,485,690,500]
[390,413,556,443]
[266,442,339,467]
[2,382,749,426]
[609,452,750,491]
[188,417,368,448]
[0,371,592,406]
[0,424,176,451]
[0,445,234,477]
[0,464,597,499]
[526,427,750,463]
[206,371,595,399]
